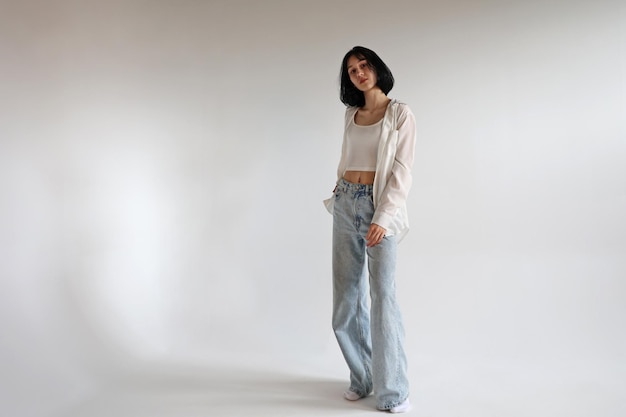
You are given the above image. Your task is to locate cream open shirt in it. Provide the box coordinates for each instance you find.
[325,99,417,242]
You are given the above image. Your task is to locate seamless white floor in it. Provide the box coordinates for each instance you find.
[51,354,625,417]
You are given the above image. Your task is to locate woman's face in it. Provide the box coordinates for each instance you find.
[347,55,377,92]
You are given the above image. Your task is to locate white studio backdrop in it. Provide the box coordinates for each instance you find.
[1,1,625,416]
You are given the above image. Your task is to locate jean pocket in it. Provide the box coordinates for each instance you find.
[334,190,342,204]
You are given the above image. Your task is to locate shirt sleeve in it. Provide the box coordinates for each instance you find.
[371,104,416,230]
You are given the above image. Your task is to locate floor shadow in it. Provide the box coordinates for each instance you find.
[60,366,380,416]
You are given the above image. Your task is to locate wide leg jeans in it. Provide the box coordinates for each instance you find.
[331,178,409,410]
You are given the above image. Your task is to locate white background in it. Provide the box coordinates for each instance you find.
[1,1,625,416]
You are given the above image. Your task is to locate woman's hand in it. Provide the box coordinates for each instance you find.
[366,223,386,247]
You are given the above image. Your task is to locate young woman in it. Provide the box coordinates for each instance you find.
[324,46,416,413]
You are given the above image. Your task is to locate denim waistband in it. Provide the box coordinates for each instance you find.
[337,177,373,194]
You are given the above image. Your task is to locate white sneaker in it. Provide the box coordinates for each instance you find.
[343,390,362,401]
[389,398,411,413]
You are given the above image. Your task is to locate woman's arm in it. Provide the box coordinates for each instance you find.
[371,104,417,230]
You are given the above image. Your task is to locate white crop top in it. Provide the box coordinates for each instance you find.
[343,117,381,173]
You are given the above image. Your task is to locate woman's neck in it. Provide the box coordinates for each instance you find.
[362,88,390,111]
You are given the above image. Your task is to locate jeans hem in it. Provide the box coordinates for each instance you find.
[376,395,409,410]
[349,388,371,398]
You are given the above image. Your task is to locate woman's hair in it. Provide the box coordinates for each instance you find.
[340,46,394,107]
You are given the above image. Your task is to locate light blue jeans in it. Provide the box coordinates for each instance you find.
[332,178,409,410]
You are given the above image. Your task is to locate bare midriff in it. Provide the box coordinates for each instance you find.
[343,170,376,185]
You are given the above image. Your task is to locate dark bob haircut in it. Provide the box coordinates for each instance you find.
[340,46,394,107]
